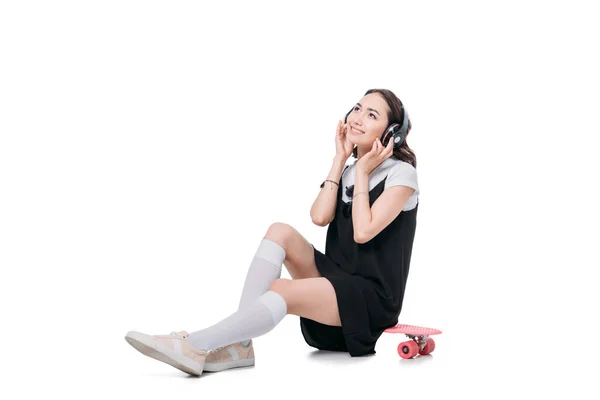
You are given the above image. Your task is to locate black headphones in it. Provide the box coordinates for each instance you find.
[344,104,409,149]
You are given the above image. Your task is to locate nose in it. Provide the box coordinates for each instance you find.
[353,112,365,126]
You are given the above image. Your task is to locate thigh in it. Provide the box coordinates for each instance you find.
[265,222,322,280]
[269,278,341,327]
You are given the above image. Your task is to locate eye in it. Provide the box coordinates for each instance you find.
[353,106,376,119]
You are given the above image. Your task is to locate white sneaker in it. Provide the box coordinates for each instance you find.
[203,340,255,372]
[125,330,207,376]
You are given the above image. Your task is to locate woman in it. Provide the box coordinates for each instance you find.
[125,88,420,376]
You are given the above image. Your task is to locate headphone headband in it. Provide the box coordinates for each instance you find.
[400,107,409,136]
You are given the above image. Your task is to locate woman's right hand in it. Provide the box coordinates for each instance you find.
[335,120,355,161]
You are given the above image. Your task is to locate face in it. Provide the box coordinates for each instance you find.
[346,93,390,146]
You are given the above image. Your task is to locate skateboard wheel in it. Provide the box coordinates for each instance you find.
[419,338,436,355]
[397,340,419,359]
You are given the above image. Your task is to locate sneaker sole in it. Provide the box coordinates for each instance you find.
[125,331,204,376]
[203,357,255,372]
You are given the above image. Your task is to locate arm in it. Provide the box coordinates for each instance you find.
[352,169,415,243]
[310,156,347,226]
[351,168,373,240]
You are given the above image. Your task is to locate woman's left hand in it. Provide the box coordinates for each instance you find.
[356,138,394,175]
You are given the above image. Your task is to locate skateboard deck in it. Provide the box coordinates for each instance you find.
[384,324,442,359]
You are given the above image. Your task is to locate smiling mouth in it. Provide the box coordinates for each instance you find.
[351,127,365,134]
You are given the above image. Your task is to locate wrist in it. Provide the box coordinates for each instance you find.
[333,155,347,164]
[355,164,366,174]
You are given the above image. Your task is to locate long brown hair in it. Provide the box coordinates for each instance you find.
[351,89,417,168]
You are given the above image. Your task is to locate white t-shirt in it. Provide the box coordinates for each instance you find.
[341,157,419,211]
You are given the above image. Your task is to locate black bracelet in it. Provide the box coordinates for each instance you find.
[320,179,339,188]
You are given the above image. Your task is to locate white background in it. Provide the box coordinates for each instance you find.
[1,0,599,398]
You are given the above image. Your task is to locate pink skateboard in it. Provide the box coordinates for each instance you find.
[384,324,442,359]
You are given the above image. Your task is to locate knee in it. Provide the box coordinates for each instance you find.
[268,278,290,293]
[265,222,292,247]
[268,278,292,307]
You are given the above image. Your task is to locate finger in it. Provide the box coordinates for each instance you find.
[385,145,392,158]
[381,138,392,154]
[387,139,394,155]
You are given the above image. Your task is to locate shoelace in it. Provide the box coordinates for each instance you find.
[167,331,239,353]
[168,331,223,353]
[208,346,226,354]
[208,341,251,353]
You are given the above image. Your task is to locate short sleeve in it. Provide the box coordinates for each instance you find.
[384,162,419,195]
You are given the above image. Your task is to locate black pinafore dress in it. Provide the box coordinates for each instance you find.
[301,165,418,357]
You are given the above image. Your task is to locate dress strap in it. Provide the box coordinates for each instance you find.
[335,165,349,188]
[340,165,350,182]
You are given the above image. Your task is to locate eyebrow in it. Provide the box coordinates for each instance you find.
[356,102,380,116]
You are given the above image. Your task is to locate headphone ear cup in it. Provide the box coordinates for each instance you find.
[394,132,405,147]
[380,130,389,146]
[382,124,400,147]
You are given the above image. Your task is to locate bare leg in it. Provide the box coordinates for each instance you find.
[265,224,340,325]
[264,222,322,280]
[187,276,341,351]
[238,222,321,308]
[237,222,320,310]
[187,223,332,351]
[270,278,341,326]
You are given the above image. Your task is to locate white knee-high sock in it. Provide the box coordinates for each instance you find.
[236,239,285,347]
[187,291,287,351]
[238,239,286,310]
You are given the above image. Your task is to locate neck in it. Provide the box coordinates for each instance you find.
[354,147,395,166]
[356,145,371,161]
